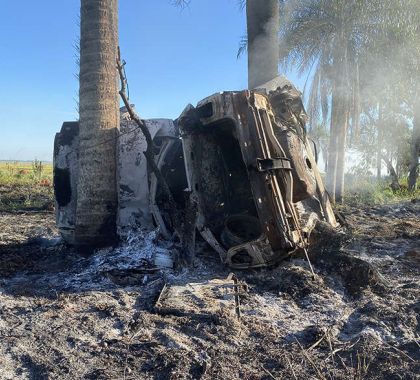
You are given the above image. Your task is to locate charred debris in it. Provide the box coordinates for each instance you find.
[54,76,340,270]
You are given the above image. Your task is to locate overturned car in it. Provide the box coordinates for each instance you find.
[54,78,338,269]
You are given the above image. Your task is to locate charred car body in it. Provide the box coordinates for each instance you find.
[54,78,338,269]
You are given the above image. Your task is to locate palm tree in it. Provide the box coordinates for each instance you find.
[279,0,364,201]
[359,0,420,190]
[279,0,414,202]
[75,0,119,246]
[408,100,420,191]
[246,0,280,89]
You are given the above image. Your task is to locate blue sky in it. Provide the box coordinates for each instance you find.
[0,0,302,161]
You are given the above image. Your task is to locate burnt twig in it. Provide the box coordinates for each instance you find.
[260,364,278,380]
[117,48,198,265]
[227,273,249,319]
[116,48,177,214]
[284,355,298,380]
[295,338,327,380]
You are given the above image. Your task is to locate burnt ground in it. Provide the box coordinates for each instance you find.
[0,203,419,380]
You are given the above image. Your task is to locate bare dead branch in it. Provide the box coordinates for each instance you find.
[172,0,190,8]
[116,47,177,214]
[116,47,197,266]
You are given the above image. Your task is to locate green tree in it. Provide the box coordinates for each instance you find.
[279,0,416,202]
[400,2,420,191]
[279,0,367,202]
[360,0,420,190]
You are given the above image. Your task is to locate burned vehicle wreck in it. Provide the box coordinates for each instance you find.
[165,84,337,268]
[54,80,338,269]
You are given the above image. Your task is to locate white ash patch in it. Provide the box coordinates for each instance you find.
[60,229,174,291]
[243,283,353,341]
[3,228,174,294]
[95,229,173,272]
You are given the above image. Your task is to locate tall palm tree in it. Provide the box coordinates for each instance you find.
[246,0,280,89]
[279,0,364,201]
[75,0,119,246]
[279,0,413,202]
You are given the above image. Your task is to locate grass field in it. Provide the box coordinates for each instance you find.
[0,161,54,212]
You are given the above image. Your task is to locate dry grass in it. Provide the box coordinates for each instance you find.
[0,161,53,212]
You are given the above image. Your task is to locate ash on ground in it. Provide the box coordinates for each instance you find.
[0,202,418,380]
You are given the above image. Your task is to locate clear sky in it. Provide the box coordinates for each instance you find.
[0,0,302,161]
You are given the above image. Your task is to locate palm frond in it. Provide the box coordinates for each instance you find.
[237,35,248,59]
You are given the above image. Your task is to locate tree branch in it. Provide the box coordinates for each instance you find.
[116,48,197,265]
[116,48,177,212]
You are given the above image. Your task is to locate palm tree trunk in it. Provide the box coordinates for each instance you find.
[327,52,347,203]
[246,0,279,89]
[352,62,361,144]
[326,92,338,202]
[376,104,383,181]
[334,36,353,204]
[75,0,119,246]
[329,80,348,204]
[408,95,420,191]
[326,39,347,203]
[335,111,349,203]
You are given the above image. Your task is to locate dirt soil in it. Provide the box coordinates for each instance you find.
[0,202,419,380]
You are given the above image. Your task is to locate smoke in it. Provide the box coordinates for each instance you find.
[278,0,420,184]
[247,0,280,88]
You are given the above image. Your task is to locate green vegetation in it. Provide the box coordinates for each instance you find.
[279,0,420,201]
[0,161,54,212]
[343,175,420,206]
